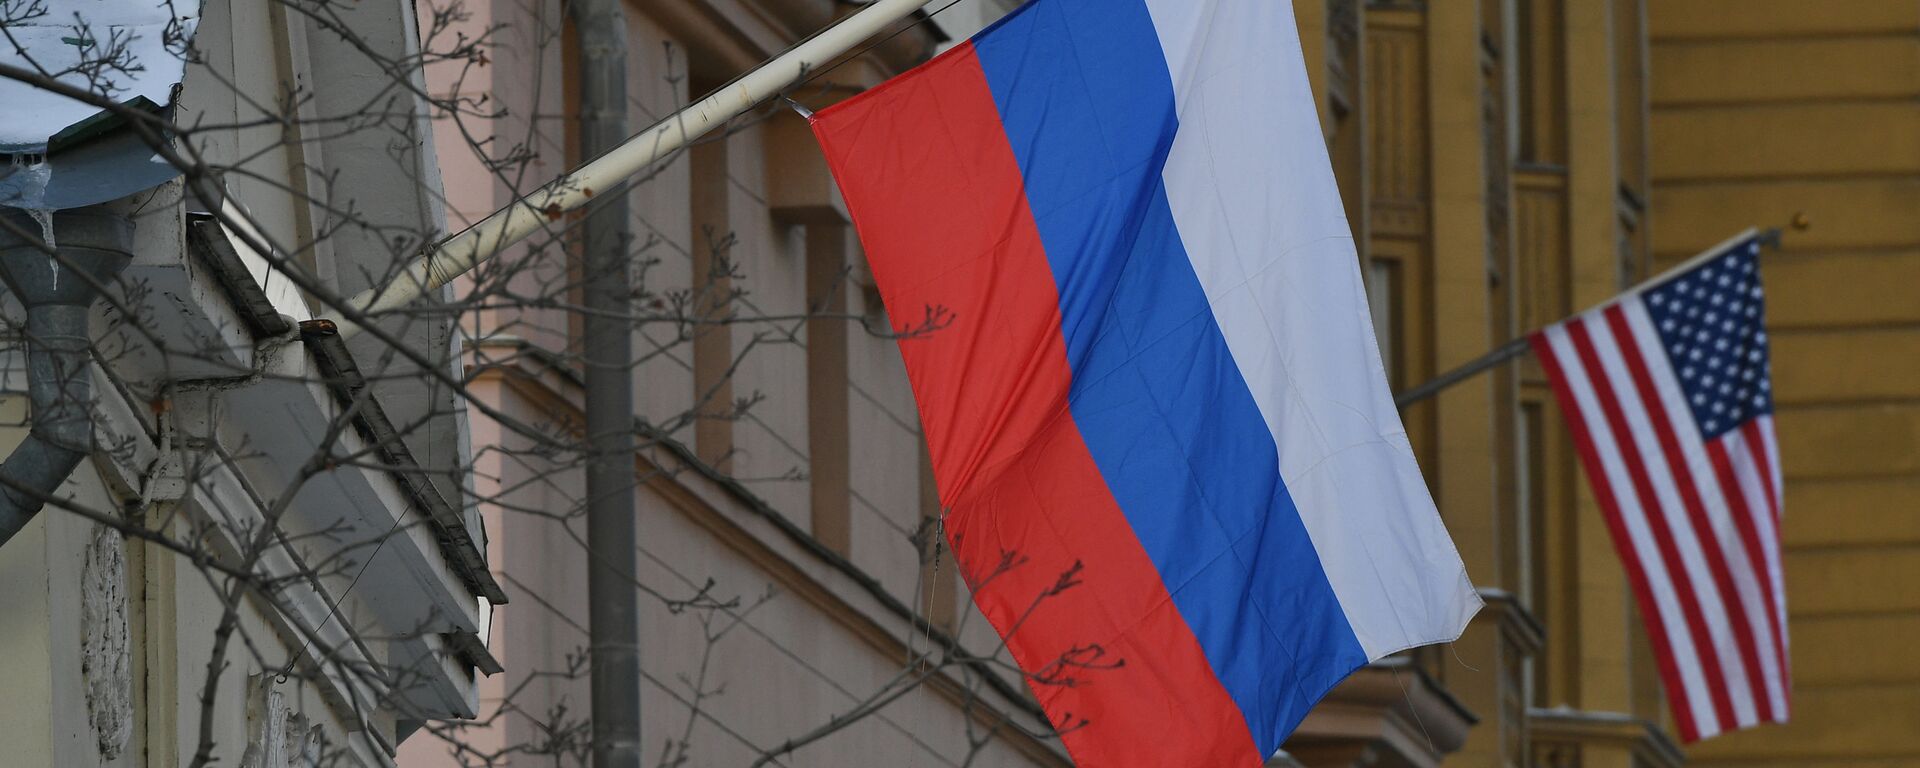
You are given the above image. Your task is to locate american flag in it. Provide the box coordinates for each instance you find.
[1530,232,1789,742]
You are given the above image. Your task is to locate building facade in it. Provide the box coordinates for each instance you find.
[398,0,1471,765]
[1294,2,1675,767]
[1305,1,1919,766]
[399,1,1065,765]
[396,0,1913,767]
[0,1,497,766]
[1646,3,1920,766]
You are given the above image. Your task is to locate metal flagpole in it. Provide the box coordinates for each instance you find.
[334,0,935,340]
[1392,336,1532,409]
[1392,227,1781,410]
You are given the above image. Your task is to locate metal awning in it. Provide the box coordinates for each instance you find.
[0,0,200,210]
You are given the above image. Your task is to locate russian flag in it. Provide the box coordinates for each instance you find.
[811,0,1479,764]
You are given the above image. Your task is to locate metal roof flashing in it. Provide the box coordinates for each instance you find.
[0,2,200,211]
[299,319,507,607]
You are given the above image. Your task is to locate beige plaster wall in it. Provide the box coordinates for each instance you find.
[0,406,394,768]
[403,1,1050,764]
[397,370,1048,766]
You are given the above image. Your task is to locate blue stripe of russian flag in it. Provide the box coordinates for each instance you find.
[972,0,1364,753]
[812,1,1479,764]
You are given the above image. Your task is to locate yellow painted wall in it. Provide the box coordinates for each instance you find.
[1647,1,1920,764]
[1298,1,1674,765]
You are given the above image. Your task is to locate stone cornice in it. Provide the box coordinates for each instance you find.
[648,0,942,89]
[1529,707,1685,768]
[1287,658,1477,768]
[1476,587,1546,657]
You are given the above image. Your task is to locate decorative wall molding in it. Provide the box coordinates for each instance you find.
[81,523,132,761]
[1528,707,1683,768]
[242,675,325,768]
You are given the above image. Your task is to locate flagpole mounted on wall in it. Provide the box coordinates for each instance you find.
[1392,227,1783,410]
[1393,336,1533,409]
[331,0,935,340]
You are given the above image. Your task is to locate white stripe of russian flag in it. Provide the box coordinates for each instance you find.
[1142,0,1478,661]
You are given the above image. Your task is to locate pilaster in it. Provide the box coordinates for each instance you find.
[1424,4,1503,766]
[1562,0,1636,730]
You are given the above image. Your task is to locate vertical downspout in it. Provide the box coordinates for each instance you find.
[569,1,642,767]
[0,207,134,546]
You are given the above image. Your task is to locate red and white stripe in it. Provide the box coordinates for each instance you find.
[1531,298,1790,742]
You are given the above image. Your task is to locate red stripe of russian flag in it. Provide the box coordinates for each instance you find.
[811,43,1261,767]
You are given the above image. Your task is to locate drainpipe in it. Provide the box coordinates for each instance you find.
[569,0,642,765]
[0,207,134,546]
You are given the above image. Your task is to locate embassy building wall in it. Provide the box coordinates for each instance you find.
[393,1,1915,767]
[1297,1,1683,768]
[1647,2,1920,767]
[399,1,1060,765]
[1308,1,1920,768]
[397,0,1470,766]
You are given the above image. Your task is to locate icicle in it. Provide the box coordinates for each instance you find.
[5,154,57,286]
[28,208,56,289]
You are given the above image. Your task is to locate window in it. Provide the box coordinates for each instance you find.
[1513,0,1566,167]
[690,138,735,469]
[1367,258,1401,386]
[806,225,852,555]
[1519,401,1549,706]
